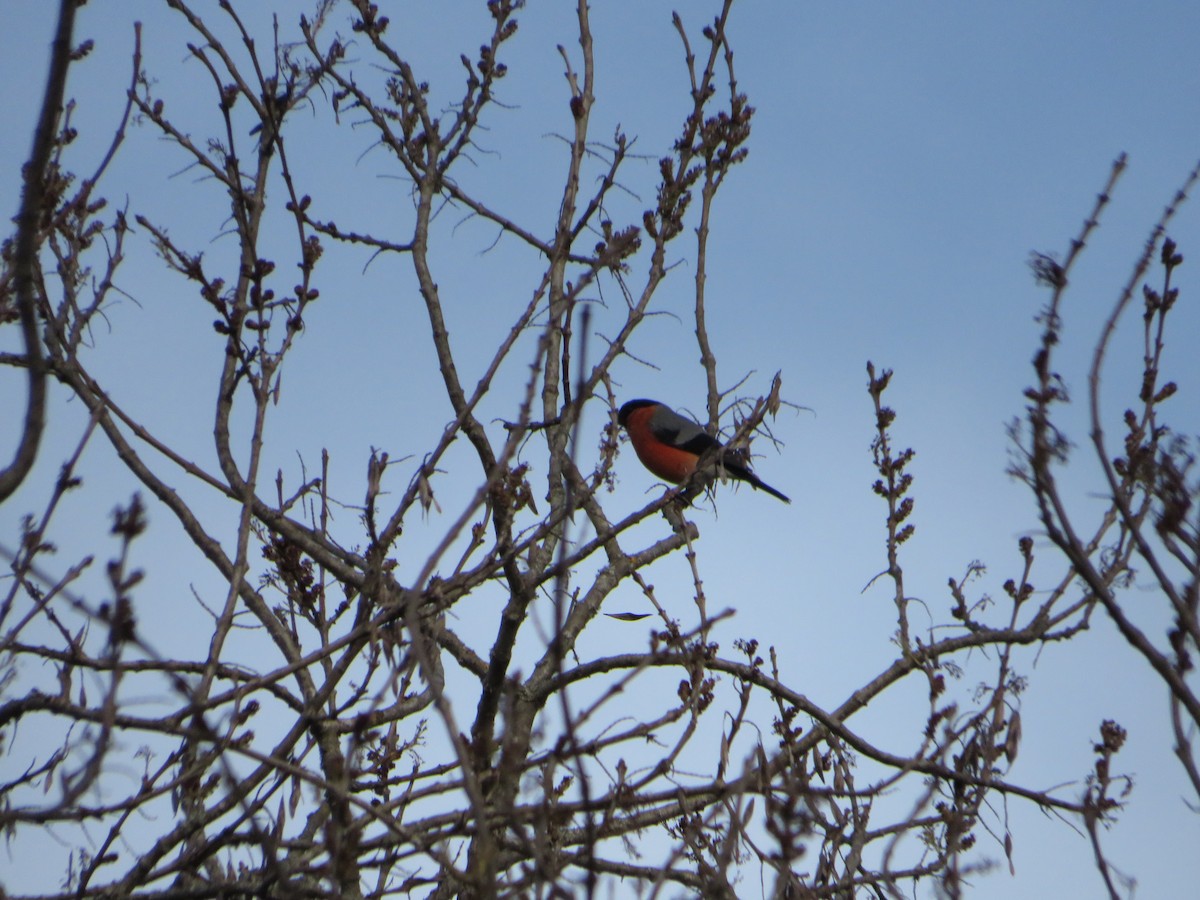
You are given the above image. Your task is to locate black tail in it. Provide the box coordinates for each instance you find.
[723,455,791,504]
[744,472,791,504]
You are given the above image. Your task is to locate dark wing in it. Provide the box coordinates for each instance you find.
[648,405,721,455]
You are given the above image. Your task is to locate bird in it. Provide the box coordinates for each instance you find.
[617,399,790,503]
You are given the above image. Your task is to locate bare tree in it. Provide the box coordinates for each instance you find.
[0,0,77,501]
[1,2,1195,898]
[1015,154,1200,899]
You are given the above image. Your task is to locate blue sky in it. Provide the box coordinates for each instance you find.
[2,1,1199,896]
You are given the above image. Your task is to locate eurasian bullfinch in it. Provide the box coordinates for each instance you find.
[617,399,790,503]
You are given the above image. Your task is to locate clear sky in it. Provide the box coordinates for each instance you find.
[2,2,1199,896]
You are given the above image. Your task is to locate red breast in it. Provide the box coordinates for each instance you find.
[625,404,700,484]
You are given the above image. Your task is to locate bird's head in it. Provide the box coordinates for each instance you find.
[617,399,660,427]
